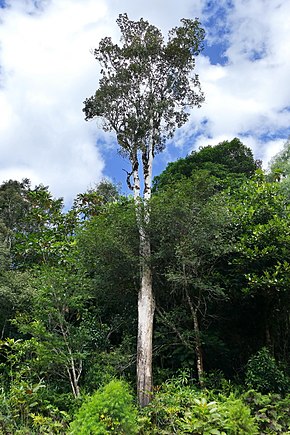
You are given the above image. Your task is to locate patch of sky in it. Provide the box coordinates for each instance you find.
[201,118,209,128]
[0,0,6,8]
[259,129,290,142]
[102,142,132,194]
[239,128,290,143]
[203,40,228,65]
[200,1,234,65]
[0,66,3,89]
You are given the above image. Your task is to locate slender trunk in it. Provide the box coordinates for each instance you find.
[137,232,155,407]
[192,308,204,386]
[60,323,81,398]
[68,356,82,398]
[185,288,204,386]
[66,356,81,398]
[132,141,155,407]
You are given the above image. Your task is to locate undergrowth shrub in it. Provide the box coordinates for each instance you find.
[0,380,70,434]
[245,347,290,394]
[139,377,258,434]
[69,379,139,434]
[244,390,290,433]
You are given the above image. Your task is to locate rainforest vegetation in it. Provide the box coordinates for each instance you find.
[1,12,290,435]
[1,138,290,433]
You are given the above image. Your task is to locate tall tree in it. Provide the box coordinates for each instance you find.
[83,13,205,406]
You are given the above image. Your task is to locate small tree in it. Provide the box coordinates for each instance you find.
[84,13,205,406]
[70,379,139,434]
[15,266,104,398]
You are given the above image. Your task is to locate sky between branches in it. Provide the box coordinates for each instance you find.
[0,0,289,204]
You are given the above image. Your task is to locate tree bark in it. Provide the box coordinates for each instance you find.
[137,234,155,406]
[133,141,155,407]
[185,287,204,386]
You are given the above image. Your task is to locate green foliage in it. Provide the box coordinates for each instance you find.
[0,378,70,434]
[151,176,232,301]
[2,146,290,431]
[70,379,139,434]
[13,265,108,397]
[150,176,232,379]
[153,137,259,191]
[181,395,257,435]
[76,199,139,324]
[268,137,290,186]
[244,390,290,433]
[139,378,257,434]
[0,269,32,339]
[72,179,120,220]
[14,185,75,269]
[245,348,290,394]
[223,171,290,366]
[0,179,31,246]
[0,179,77,270]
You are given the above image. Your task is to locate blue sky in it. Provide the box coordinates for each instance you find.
[0,0,290,204]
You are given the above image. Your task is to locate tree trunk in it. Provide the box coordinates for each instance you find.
[137,232,155,406]
[192,307,204,386]
[60,324,82,398]
[185,287,204,386]
[132,142,155,407]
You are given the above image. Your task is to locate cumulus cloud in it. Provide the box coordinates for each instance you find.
[0,0,202,203]
[0,0,289,204]
[183,0,290,167]
[0,0,112,203]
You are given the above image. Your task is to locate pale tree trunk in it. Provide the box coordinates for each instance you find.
[132,140,155,407]
[185,287,204,386]
[66,358,82,398]
[60,324,82,398]
[137,235,154,407]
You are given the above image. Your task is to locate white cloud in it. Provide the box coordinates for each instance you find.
[0,0,203,204]
[0,0,289,204]
[0,0,109,204]
[185,0,290,165]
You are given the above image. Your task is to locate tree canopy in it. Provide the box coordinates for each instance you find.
[153,137,260,191]
[83,13,205,168]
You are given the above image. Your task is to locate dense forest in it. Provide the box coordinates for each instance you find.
[1,137,290,433]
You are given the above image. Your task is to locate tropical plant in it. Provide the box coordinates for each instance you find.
[70,379,139,434]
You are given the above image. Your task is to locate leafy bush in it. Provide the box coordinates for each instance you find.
[139,378,258,434]
[69,379,139,434]
[0,338,71,433]
[245,347,290,394]
[0,380,70,434]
